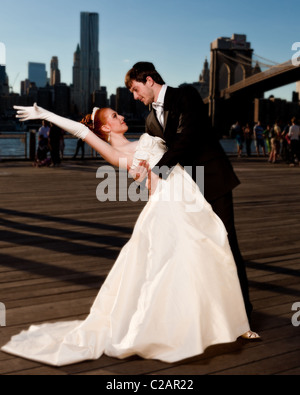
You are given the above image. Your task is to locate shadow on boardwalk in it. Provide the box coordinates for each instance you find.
[0,158,299,375]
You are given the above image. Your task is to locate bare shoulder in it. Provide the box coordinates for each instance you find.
[126,139,139,152]
[117,139,139,155]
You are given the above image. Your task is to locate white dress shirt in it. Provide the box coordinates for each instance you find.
[152,84,168,128]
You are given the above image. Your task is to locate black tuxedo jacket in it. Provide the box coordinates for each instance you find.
[145,85,240,202]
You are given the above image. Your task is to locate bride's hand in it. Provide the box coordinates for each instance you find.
[129,160,150,183]
[14,103,45,122]
[14,104,90,141]
[146,170,159,196]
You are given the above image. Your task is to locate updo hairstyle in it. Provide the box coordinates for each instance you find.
[80,108,110,142]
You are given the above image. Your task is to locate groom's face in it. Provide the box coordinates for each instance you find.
[129,80,155,106]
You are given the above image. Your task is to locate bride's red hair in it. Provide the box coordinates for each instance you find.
[80,108,111,142]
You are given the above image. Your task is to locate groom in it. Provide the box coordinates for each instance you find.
[125,62,253,321]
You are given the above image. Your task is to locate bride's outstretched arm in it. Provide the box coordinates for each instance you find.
[14,104,132,169]
[83,132,132,169]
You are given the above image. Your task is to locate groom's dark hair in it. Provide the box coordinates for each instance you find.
[125,62,165,88]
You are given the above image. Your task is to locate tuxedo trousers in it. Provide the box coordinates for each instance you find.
[209,191,253,321]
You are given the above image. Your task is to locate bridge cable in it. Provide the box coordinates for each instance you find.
[253,53,279,65]
[222,53,277,69]
[222,53,263,68]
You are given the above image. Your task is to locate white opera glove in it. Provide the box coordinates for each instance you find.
[14,103,90,140]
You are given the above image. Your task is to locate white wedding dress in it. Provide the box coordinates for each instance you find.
[1,134,250,366]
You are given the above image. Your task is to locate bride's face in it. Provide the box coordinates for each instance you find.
[102,109,128,135]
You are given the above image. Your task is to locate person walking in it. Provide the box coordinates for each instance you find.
[243,123,253,157]
[49,122,62,166]
[38,120,50,139]
[230,121,244,158]
[268,123,281,164]
[72,139,85,160]
[288,117,300,166]
[263,125,272,155]
[253,121,266,157]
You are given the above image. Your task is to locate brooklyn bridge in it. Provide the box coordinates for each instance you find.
[199,34,300,134]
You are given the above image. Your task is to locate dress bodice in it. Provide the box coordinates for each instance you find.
[131,133,166,169]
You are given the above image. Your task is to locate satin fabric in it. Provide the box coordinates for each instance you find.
[1,134,249,366]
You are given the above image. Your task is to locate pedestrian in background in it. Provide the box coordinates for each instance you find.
[243,123,253,157]
[268,122,281,164]
[72,139,85,160]
[253,121,266,157]
[38,120,50,139]
[288,117,300,166]
[263,125,272,155]
[49,123,62,167]
[281,122,291,163]
[230,121,244,158]
[60,131,65,160]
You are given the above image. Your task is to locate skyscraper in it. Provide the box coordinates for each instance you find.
[80,12,100,113]
[0,65,9,96]
[73,44,81,92]
[28,62,47,88]
[71,44,81,113]
[50,56,61,86]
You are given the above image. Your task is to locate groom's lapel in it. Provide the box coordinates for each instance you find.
[163,87,175,135]
[163,110,169,131]
[148,110,164,139]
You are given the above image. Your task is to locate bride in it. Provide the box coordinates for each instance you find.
[1,104,259,367]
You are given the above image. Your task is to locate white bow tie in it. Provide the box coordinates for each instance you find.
[152,102,164,127]
[152,102,163,111]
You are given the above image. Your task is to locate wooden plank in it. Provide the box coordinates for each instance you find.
[147,328,300,376]
[6,366,68,376]
[214,350,300,375]
[0,158,299,375]
[3,297,93,326]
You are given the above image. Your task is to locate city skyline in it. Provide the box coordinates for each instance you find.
[0,0,299,100]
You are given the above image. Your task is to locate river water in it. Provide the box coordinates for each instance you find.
[0,132,257,159]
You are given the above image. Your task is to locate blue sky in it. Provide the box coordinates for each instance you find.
[1,0,299,99]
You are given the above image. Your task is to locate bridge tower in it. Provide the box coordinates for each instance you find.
[208,34,260,133]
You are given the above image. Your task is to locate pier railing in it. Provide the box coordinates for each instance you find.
[0,130,243,160]
[0,131,32,159]
[0,130,143,160]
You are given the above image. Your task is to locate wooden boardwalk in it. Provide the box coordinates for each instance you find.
[0,157,299,375]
